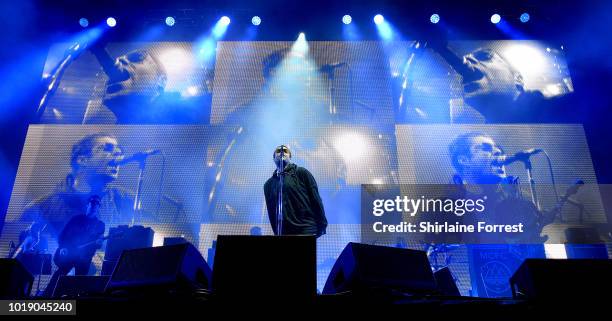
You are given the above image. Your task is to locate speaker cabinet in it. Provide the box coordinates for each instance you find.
[53,275,110,298]
[212,235,316,300]
[106,243,211,295]
[510,259,612,300]
[0,259,34,299]
[323,243,436,295]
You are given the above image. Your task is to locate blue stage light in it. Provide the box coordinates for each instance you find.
[165,16,176,26]
[520,13,530,23]
[79,18,89,28]
[342,15,352,25]
[374,14,384,25]
[430,14,440,24]
[491,14,501,24]
[106,17,117,28]
[252,16,261,26]
[292,32,308,54]
[212,16,231,39]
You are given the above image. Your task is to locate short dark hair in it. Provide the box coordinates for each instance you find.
[273,145,292,158]
[70,133,117,171]
[448,132,488,173]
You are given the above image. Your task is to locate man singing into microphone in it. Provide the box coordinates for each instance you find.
[79,43,211,124]
[19,133,191,280]
[264,145,328,237]
[20,133,135,238]
[448,131,553,243]
[449,132,510,185]
[427,42,550,123]
[448,132,547,297]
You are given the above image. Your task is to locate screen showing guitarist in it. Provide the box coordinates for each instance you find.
[43,195,105,297]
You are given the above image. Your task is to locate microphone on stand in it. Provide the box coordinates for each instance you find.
[496,148,544,165]
[37,41,96,119]
[110,149,161,166]
[495,148,545,211]
[319,62,347,74]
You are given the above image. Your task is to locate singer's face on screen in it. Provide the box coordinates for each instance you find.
[462,49,524,104]
[461,135,507,183]
[103,50,167,110]
[77,136,123,182]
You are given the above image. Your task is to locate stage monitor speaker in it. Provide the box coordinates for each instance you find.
[510,259,612,300]
[212,235,316,300]
[105,243,211,295]
[323,243,436,295]
[52,275,110,298]
[16,253,52,276]
[0,259,34,299]
[433,267,460,297]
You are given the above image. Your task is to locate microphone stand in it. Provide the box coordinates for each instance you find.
[276,149,284,236]
[524,159,542,212]
[327,69,337,116]
[321,63,348,121]
[36,42,88,121]
[132,158,148,226]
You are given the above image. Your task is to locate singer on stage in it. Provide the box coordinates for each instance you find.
[264,145,327,237]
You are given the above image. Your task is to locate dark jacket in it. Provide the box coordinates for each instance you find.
[20,182,134,238]
[264,163,327,237]
[19,177,189,241]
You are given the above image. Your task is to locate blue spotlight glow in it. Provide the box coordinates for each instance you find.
[106,17,117,27]
[374,14,384,25]
[378,24,393,40]
[430,13,440,24]
[212,16,231,39]
[252,16,261,26]
[491,14,501,24]
[374,15,394,41]
[292,32,308,55]
[342,15,352,25]
[520,13,530,23]
[72,26,104,49]
[165,16,176,26]
[79,18,89,28]
[197,38,216,63]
